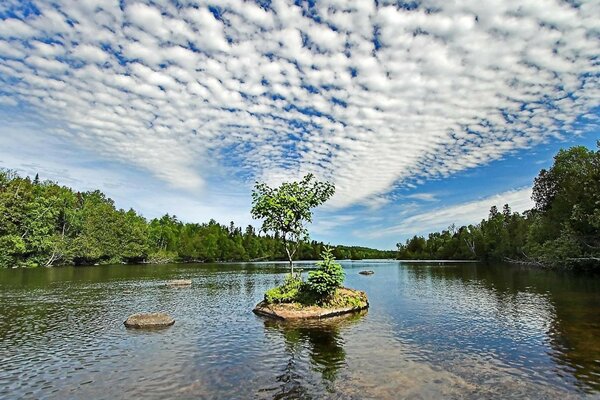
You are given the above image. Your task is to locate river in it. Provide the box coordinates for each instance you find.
[0,261,598,399]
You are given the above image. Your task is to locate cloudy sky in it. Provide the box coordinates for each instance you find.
[0,0,598,249]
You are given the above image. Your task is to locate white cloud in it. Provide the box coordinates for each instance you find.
[0,0,597,208]
[369,187,534,239]
[404,193,439,202]
[0,18,36,38]
[0,95,17,106]
[71,44,108,64]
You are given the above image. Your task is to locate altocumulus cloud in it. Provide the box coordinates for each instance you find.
[0,0,598,207]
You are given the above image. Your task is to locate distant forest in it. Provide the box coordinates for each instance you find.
[0,171,394,268]
[1,143,597,269]
[397,143,599,268]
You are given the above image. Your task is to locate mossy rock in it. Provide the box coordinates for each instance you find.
[253,288,369,320]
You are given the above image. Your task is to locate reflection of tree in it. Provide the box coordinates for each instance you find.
[263,312,366,399]
[404,263,600,392]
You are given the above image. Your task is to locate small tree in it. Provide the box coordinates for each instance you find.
[251,173,335,275]
[307,246,345,296]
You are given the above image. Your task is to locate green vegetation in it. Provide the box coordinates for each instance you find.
[397,142,600,268]
[264,274,303,304]
[251,173,335,275]
[251,175,353,308]
[0,170,391,268]
[307,247,345,296]
[263,247,357,307]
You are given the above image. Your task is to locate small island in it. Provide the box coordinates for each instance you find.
[253,288,368,320]
[253,248,369,320]
[250,174,369,320]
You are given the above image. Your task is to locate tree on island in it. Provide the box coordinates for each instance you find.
[251,173,335,275]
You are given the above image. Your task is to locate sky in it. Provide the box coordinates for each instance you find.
[0,0,598,249]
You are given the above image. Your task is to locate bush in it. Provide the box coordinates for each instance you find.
[264,273,302,303]
[326,288,367,308]
[307,247,345,296]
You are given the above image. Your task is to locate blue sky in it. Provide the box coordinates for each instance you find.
[0,0,598,249]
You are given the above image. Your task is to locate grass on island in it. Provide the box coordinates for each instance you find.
[265,284,368,311]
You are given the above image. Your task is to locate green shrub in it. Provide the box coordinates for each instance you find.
[307,247,345,296]
[264,273,302,303]
[325,288,367,308]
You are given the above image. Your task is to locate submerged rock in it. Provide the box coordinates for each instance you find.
[359,270,375,275]
[124,312,175,329]
[167,279,192,287]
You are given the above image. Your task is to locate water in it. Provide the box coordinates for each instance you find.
[0,261,599,399]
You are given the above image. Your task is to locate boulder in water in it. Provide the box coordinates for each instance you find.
[124,312,175,329]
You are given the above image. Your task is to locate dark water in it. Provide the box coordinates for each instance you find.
[0,261,599,399]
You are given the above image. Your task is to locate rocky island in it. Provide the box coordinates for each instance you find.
[253,287,368,320]
[252,248,369,321]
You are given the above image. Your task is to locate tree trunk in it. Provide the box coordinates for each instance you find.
[285,245,294,275]
[282,234,295,276]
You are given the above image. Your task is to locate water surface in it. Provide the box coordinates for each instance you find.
[0,261,599,399]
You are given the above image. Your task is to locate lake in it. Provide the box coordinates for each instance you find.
[0,261,599,399]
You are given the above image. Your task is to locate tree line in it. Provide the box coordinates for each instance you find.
[0,171,393,268]
[397,143,599,268]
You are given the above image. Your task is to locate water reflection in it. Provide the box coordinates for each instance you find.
[262,312,366,399]
[400,263,600,392]
[1,262,599,398]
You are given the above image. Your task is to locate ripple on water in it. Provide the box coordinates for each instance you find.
[0,262,599,398]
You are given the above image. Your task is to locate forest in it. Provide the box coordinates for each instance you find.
[397,143,599,268]
[1,143,597,269]
[0,171,394,268]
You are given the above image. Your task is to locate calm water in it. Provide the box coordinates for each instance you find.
[0,261,599,399]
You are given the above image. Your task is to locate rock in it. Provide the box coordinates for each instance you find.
[254,302,368,320]
[166,279,192,287]
[253,288,369,320]
[124,312,175,329]
[359,270,375,275]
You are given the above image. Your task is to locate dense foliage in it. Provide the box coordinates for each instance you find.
[251,173,335,274]
[307,247,345,296]
[397,143,600,268]
[0,170,391,268]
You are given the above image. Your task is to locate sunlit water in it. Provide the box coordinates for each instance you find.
[0,261,599,399]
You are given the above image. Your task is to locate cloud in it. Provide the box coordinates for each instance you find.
[0,0,598,208]
[0,117,251,226]
[369,187,534,239]
[0,95,17,106]
[404,193,439,202]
